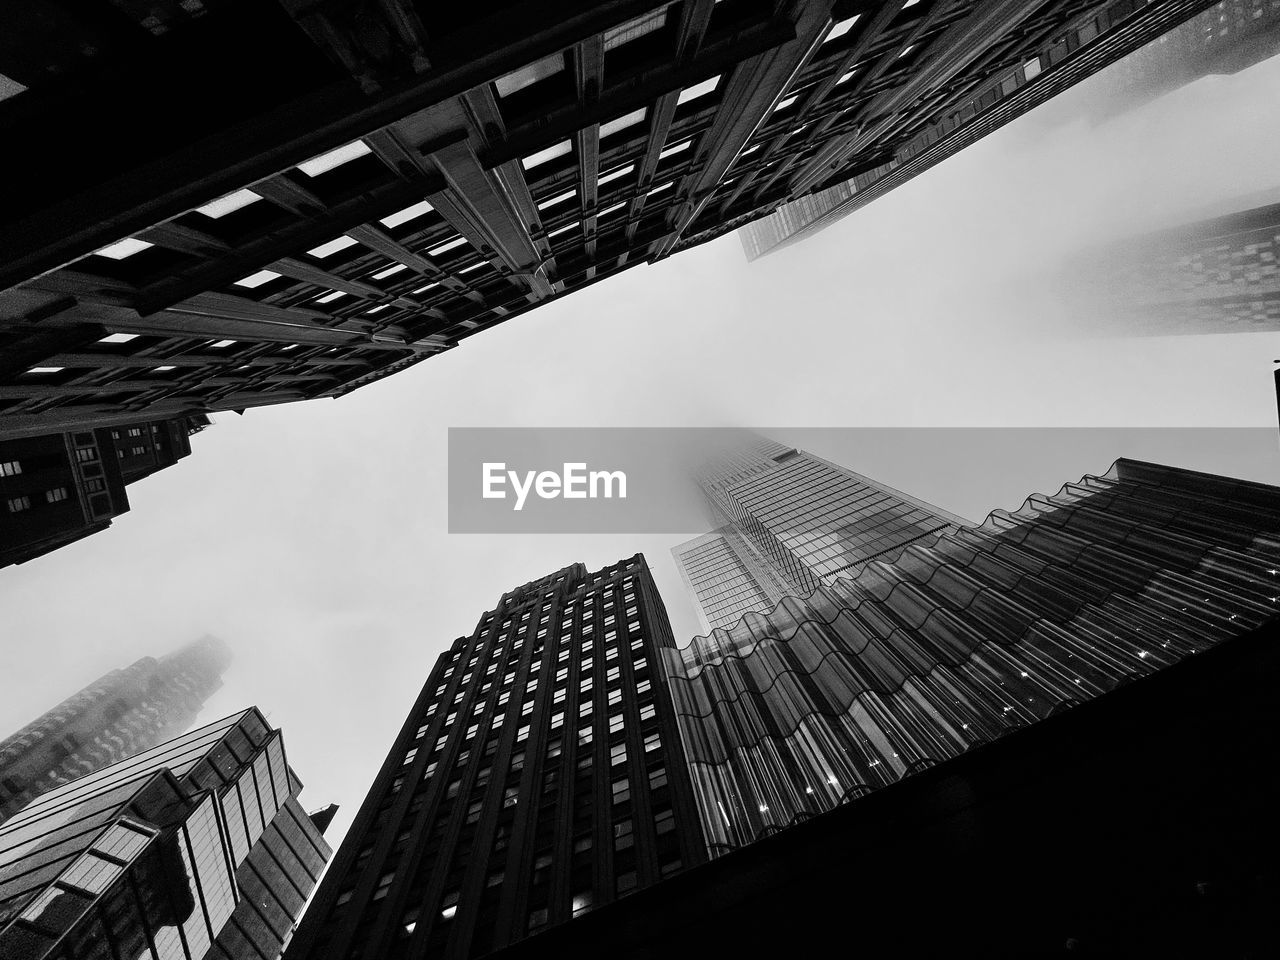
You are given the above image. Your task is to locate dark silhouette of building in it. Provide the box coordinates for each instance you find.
[0,636,232,822]
[0,707,333,960]
[0,0,1221,436]
[739,0,1228,259]
[1066,196,1280,334]
[673,437,968,630]
[282,557,707,960]
[0,413,210,568]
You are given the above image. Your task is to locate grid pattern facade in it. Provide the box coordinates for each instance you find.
[736,0,1223,258]
[1070,200,1280,334]
[0,0,1221,436]
[0,708,332,960]
[0,637,232,822]
[661,459,1280,853]
[673,529,790,633]
[680,442,966,629]
[283,556,706,960]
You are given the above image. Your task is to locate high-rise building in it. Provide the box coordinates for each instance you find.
[738,0,1228,259]
[282,557,706,960]
[0,0,1219,436]
[1064,195,1280,334]
[0,707,333,960]
[1081,0,1280,122]
[673,437,968,629]
[0,414,210,568]
[661,457,1280,852]
[0,636,232,822]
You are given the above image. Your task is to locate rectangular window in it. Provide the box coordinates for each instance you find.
[0,460,21,476]
[6,496,31,513]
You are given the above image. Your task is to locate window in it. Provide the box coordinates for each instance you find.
[440,891,459,920]
[493,52,565,98]
[616,870,638,895]
[402,748,417,766]
[572,891,593,916]
[503,786,519,808]
[611,779,630,805]
[603,8,667,50]
[44,487,68,504]
[649,766,668,790]
[660,859,682,878]
[599,108,647,140]
[522,141,571,170]
[610,743,627,766]
[6,496,31,513]
[613,818,633,849]
[0,460,22,477]
[655,808,675,834]
[573,835,592,854]
[372,872,395,900]
[643,732,661,753]
[639,703,656,722]
[528,908,549,931]
[532,853,553,885]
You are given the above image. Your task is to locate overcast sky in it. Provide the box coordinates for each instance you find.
[5,48,1280,850]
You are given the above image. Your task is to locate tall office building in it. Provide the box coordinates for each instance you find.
[0,0,1219,437]
[673,438,967,630]
[739,0,1228,259]
[0,707,333,960]
[282,557,706,960]
[661,458,1280,851]
[0,636,232,822]
[1081,0,1280,122]
[1065,194,1280,334]
[1,414,210,568]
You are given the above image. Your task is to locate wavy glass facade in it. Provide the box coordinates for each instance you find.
[659,459,1280,853]
[676,439,967,630]
[0,707,332,960]
[0,0,1221,437]
[283,557,705,960]
[0,637,233,822]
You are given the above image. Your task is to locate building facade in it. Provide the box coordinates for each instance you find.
[738,0,1225,259]
[0,414,210,568]
[282,557,706,960]
[0,0,1222,436]
[1082,0,1280,121]
[0,636,232,822]
[674,437,968,630]
[1066,197,1280,334]
[0,707,332,960]
[661,458,1280,852]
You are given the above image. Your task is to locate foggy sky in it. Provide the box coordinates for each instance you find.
[4,50,1280,851]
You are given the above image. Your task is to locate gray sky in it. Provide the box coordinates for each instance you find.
[4,49,1280,851]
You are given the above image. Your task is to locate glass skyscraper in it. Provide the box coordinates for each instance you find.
[0,636,233,822]
[675,438,967,631]
[0,707,332,960]
[661,458,1280,853]
[282,556,706,960]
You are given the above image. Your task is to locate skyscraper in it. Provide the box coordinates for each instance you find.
[0,636,232,822]
[0,0,1220,436]
[673,438,968,630]
[0,707,333,960]
[282,556,706,960]
[1065,194,1280,334]
[738,0,1227,258]
[0,414,211,568]
[661,457,1280,851]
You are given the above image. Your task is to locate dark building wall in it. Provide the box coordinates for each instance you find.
[0,414,208,568]
[0,636,232,822]
[284,556,706,960]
